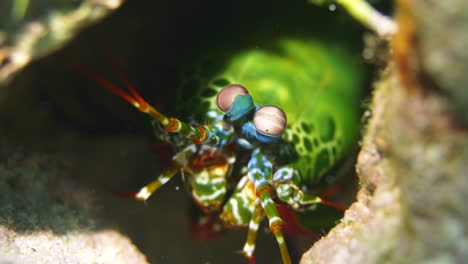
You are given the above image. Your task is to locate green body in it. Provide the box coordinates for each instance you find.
[166,39,363,257]
[194,39,362,185]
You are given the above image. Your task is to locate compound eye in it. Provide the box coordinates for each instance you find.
[253,105,287,136]
[216,84,249,112]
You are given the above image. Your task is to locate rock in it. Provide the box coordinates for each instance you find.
[301,0,468,262]
[0,143,148,264]
[0,0,123,84]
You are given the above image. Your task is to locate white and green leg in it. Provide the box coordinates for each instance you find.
[134,166,179,201]
[133,144,198,201]
[247,148,291,264]
[241,198,263,264]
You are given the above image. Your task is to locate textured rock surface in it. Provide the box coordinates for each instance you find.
[414,0,468,125]
[302,64,468,264]
[0,144,149,264]
[0,3,152,261]
[0,0,123,83]
[0,228,148,264]
[301,0,468,263]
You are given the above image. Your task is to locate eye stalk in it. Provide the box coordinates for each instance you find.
[253,105,287,143]
[216,84,255,120]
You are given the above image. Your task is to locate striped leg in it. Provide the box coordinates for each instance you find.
[272,223,291,264]
[258,191,291,264]
[242,199,263,264]
[135,166,179,201]
[134,145,198,201]
[248,148,292,264]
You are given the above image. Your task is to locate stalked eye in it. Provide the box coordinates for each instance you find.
[216,84,249,112]
[253,105,287,136]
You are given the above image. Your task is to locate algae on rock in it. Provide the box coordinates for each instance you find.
[0,0,123,84]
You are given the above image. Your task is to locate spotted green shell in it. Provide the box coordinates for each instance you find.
[196,38,362,185]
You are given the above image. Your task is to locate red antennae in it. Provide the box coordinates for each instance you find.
[57,51,170,125]
[94,34,147,107]
[320,199,346,212]
[58,55,138,107]
[58,39,211,144]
